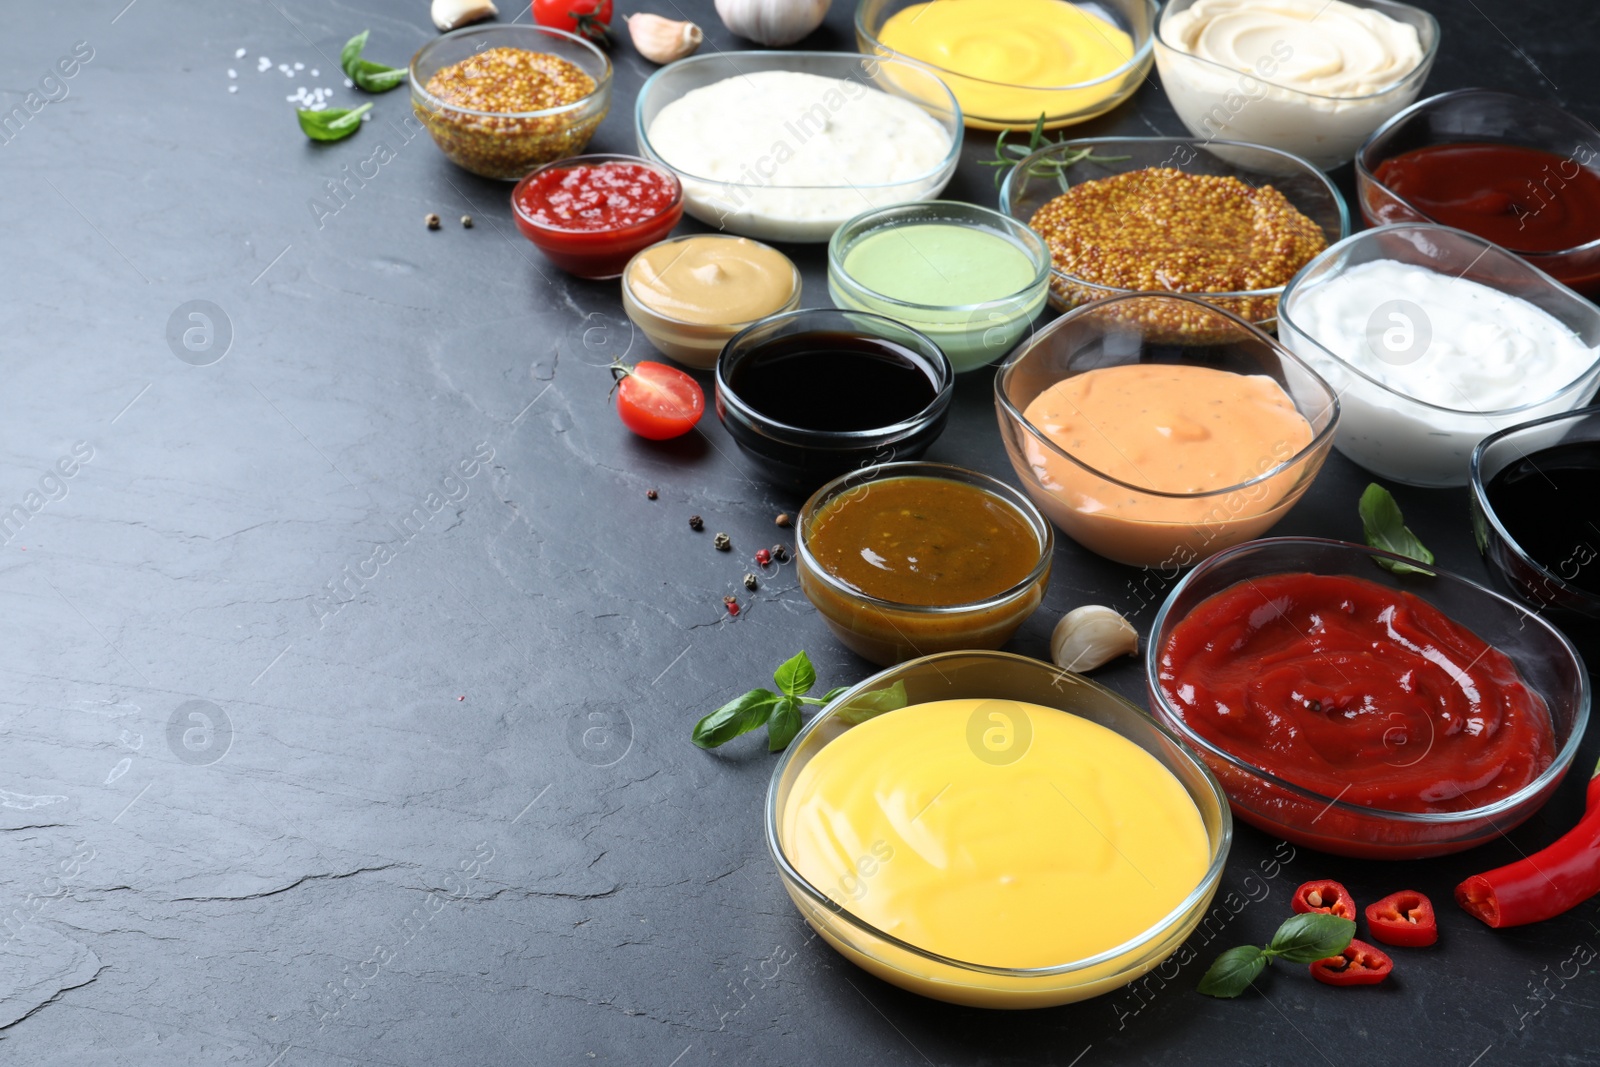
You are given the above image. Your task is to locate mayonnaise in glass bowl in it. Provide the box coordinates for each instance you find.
[1279,224,1600,488]
[1154,0,1439,170]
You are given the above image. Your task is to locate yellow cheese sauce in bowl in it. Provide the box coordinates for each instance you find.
[766,651,1230,1007]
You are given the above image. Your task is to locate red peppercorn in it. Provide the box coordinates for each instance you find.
[724,595,740,617]
[754,548,772,567]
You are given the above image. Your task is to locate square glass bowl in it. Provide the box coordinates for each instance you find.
[1146,537,1589,859]
[994,293,1338,568]
[1154,0,1438,170]
[409,24,612,180]
[766,650,1230,1008]
[1278,223,1600,488]
[853,0,1156,131]
[1357,89,1600,296]
[634,51,961,243]
[999,136,1348,330]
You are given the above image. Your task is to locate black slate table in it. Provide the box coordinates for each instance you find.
[4,1,1599,1064]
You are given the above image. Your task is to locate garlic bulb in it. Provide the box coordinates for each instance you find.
[432,0,498,31]
[1051,606,1138,673]
[627,14,704,64]
[714,0,831,47]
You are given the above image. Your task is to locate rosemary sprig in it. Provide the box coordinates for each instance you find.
[978,113,1132,191]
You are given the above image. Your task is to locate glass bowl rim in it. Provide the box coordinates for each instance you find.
[795,461,1055,616]
[1355,87,1600,259]
[716,307,954,444]
[999,136,1351,301]
[827,200,1052,314]
[1278,222,1600,418]
[634,50,963,192]
[622,234,802,332]
[764,648,1234,979]
[853,0,1159,96]
[409,24,613,121]
[510,153,683,236]
[1145,535,1592,825]
[1154,0,1440,106]
[993,291,1341,503]
[1469,403,1600,609]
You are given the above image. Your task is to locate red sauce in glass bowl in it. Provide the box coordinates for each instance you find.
[511,155,682,279]
[1157,572,1555,815]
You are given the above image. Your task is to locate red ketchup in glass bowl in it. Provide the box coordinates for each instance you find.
[511,153,683,279]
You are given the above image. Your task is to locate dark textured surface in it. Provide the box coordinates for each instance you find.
[3,1,1599,1064]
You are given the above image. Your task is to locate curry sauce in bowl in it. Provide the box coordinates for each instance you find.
[797,462,1052,665]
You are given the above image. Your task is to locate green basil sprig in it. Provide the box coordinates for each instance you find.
[692,651,848,753]
[341,30,407,93]
[297,103,372,142]
[1197,912,1356,998]
[1359,483,1435,576]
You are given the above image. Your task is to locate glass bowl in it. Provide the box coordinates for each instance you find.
[634,51,961,243]
[1357,89,1600,296]
[716,309,953,491]
[1154,0,1438,171]
[1278,223,1600,488]
[853,0,1156,131]
[1471,406,1600,620]
[621,235,802,371]
[409,24,612,181]
[510,154,683,280]
[766,650,1231,1007]
[999,136,1348,329]
[796,462,1053,666]
[1146,537,1589,860]
[994,293,1339,568]
[827,201,1050,373]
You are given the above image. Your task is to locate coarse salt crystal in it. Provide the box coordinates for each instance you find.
[227,69,236,78]
[235,47,246,58]
[344,78,354,88]
[294,62,304,70]
[228,85,238,93]
[311,69,319,76]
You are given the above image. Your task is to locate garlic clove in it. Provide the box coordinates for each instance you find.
[1051,606,1138,673]
[714,0,831,48]
[626,13,705,64]
[432,0,498,31]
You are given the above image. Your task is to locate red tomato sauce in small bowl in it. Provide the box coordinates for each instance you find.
[512,153,683,279]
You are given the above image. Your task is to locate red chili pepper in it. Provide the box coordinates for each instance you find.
[1310,939,1393,987]
[1456,758,1600,928]
[1365,890,1438,947]
[1291,879,1357,920]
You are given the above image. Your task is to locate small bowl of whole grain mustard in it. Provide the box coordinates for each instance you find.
[1001,136,1348,341]
[410,25,612,181]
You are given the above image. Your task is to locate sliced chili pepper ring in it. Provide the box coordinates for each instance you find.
[1310,939,1393,987]
[1366,889,1438,947]
[1292,879,1357,921]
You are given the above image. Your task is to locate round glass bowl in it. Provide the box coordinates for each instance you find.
[621,235,802,370]
[1146,537,1590,860]
[716,309,954,490]
[853,0,1155,131]
[1278,223,1600,488]
[766,650,1231,1008]
[999,137,1348,330]
[409,25,612,181]
[1357,89,1600,296]
[634,52,962,242]
[796,463,1052,666]
[1154,0,1438,171]
[510,154,683,280]
[828,202,1050,373]
[994,293,1338,568]
[1471,406,1600,620]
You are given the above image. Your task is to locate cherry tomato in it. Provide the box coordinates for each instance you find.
[612,361,703,440]
[531,0,613,41]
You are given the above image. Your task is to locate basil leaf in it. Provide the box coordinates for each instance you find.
[773,651,816,699]
[817,686,849,704]
[692,688,778,749]
[832,681,909,725]
[1359,483,1435,576]
[1196,945,1267,998]
[340,30,407,93]
[1266,913,1356,964]
[767,697,801,752]
[297,103,372,142]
